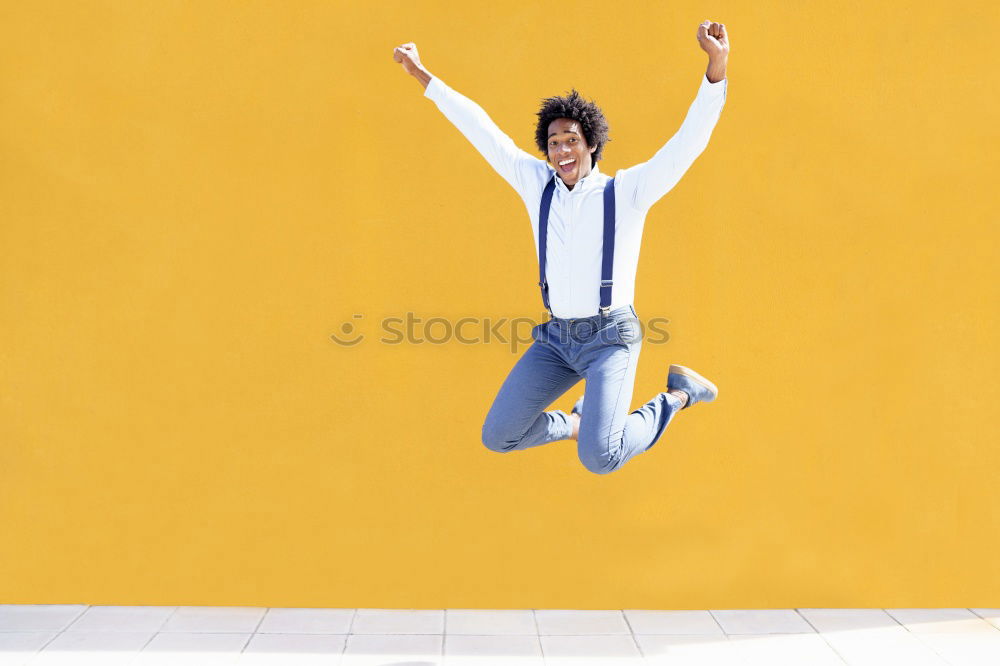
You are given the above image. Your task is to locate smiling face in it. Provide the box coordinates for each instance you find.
[546,118,597,189]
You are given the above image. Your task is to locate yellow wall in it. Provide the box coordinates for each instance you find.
[2,0,997,608]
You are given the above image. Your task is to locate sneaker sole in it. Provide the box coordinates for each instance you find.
[668,364,719,398]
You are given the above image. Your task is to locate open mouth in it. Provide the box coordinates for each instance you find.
[558,158,576,173]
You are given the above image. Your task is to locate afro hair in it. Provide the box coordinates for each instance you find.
[534,89,611,163]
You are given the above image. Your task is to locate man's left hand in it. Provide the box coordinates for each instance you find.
[697,20,730,60]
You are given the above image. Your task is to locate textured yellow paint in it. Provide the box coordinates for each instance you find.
[1,0,997,607]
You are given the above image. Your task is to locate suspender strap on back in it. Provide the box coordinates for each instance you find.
[537,174,616,317]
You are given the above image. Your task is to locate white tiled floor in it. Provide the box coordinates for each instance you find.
[1,606,998,665]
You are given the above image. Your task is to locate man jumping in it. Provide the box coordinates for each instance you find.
[393,21,730,474]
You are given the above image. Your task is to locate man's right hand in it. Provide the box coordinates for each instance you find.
[393,43,423,76]
[393,42,432,89]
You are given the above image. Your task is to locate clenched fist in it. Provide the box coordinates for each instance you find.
[393,43,423,76]
[697,20,730,60]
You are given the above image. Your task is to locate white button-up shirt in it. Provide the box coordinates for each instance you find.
[424,73,727,318]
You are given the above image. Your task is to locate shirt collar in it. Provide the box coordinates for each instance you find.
[550,161,602,193]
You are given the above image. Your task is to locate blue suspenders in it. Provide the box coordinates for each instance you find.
[537,174,616,317]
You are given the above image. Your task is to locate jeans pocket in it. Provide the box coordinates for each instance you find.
[614,317,642,345]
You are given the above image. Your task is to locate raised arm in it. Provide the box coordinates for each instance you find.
[392,42,541,197]
[618,21,730,212]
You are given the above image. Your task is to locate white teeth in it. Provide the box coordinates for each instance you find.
[559,158,576,166]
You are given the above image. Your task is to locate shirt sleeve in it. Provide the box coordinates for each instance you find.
[616,74,727,212]
[424,75,544,198]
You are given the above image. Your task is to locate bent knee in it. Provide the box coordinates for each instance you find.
[579,457,616,474]
[481,421,518,452]
[578,443,618,475]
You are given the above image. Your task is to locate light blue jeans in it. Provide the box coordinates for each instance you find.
[481,304,682,474]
